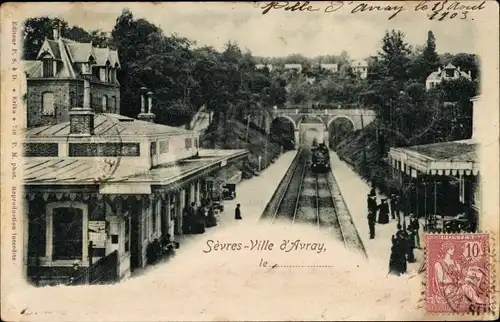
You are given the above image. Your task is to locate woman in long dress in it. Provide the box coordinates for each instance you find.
[378,199,390,224]
[205,206,217,228]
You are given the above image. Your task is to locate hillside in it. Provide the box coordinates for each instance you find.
[335,123,399,195]
[200,120,283,175]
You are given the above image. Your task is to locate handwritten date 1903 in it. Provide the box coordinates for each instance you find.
[415,0,486,21]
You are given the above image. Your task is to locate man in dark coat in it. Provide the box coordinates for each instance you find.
[409,215,421,248]
[235,203,242,220]
[367,210,376,239]
[395,226,408,274]
[367,194,378,216]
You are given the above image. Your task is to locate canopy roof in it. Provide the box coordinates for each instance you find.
[389,139,479,177]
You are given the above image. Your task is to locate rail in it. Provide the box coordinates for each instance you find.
[323,174,348,249]
[270,151,303,223]
[68,250,119,286]
[314,174,321,231]
[325,172,368,258]
[260,150,301,221]
[291,161,307,225]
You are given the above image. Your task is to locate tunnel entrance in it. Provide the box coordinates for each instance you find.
[270,117,295,151]
[328,117,355,150]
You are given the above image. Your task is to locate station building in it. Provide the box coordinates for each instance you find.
[388,95,482,230]
[22,29,249,286]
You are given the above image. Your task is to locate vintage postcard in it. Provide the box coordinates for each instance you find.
[1,1,499,321]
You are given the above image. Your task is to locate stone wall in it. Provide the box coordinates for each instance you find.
[26,79,121,128]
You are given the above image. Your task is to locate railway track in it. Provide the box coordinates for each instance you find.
[269,148,367,258]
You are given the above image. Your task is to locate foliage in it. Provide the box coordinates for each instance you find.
[336,28,479,190]
[23,17,110,60]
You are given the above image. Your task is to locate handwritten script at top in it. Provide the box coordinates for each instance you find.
[258,1,486,21]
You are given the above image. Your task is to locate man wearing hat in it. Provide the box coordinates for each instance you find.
[409,214,421,248]
[367,192,377,216]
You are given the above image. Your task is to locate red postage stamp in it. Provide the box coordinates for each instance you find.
[426,233,492,314]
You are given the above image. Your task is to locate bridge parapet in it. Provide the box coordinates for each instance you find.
[272,108,377,134]
[274,108,376,117]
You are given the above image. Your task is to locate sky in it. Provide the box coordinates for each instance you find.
[14,2,483,59]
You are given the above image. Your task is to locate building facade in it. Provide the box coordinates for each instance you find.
[425,63,472,90]
[388,95,482,231]
[350,59,368,79]
[22,29,249,286]
[320,63,338,73]
[24,28,121,128]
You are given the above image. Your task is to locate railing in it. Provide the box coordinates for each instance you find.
[68,250,119,286]
[275,108,376,116]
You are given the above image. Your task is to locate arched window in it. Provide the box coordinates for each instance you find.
[41,92,55,115]
[102,95,108,112]
[111,96,116,112]
[89,93,93,108]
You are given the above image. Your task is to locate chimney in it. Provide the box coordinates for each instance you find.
[438,66,441,73]
[53,26,59,40]
[457,66,461,71]
[137,88,155,123]
[468,70,471,77]
[69,61,95,136]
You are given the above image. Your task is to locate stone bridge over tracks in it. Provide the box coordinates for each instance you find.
[272,108,376,149]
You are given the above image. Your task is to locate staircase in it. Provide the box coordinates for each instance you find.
[187,105,212,132]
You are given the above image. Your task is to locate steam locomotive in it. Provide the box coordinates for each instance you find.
[310,142,330,173]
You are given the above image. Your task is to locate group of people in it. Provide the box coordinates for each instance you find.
[183,201,219,234]
[146,234,180,265]
[366,185,423,276]
[366,187,395,239]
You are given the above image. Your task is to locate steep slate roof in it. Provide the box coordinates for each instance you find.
[26,36,120,79]
[351,59,368,67]
[426,64,472,82]
[24,113,192,138]
[426,71,440,81]
[47,40,61,60]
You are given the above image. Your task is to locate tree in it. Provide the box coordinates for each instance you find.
[23,17,68,60]
[378,30,412,86]
[420,31,440,81]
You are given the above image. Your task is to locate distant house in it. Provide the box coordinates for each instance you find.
[255,64,273,72]
[426,63,472,90]
[284,64,302,73]
[350,59,368,79]
[320,63,338,73]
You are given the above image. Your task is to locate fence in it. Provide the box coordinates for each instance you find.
[69,250,119,286]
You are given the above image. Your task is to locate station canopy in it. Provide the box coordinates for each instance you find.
[388,139,479,178]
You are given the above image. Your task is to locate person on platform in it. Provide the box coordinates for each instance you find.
[367,210,376,239]
[182,206,191,234]
[377,199,390,224]
[389,234,402,275]
[390,192,399,221]
[367,193,378,217]
[206,205,217,228]
[409,214,421,248]
[395,225,408,274]
[235,203,242,220]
